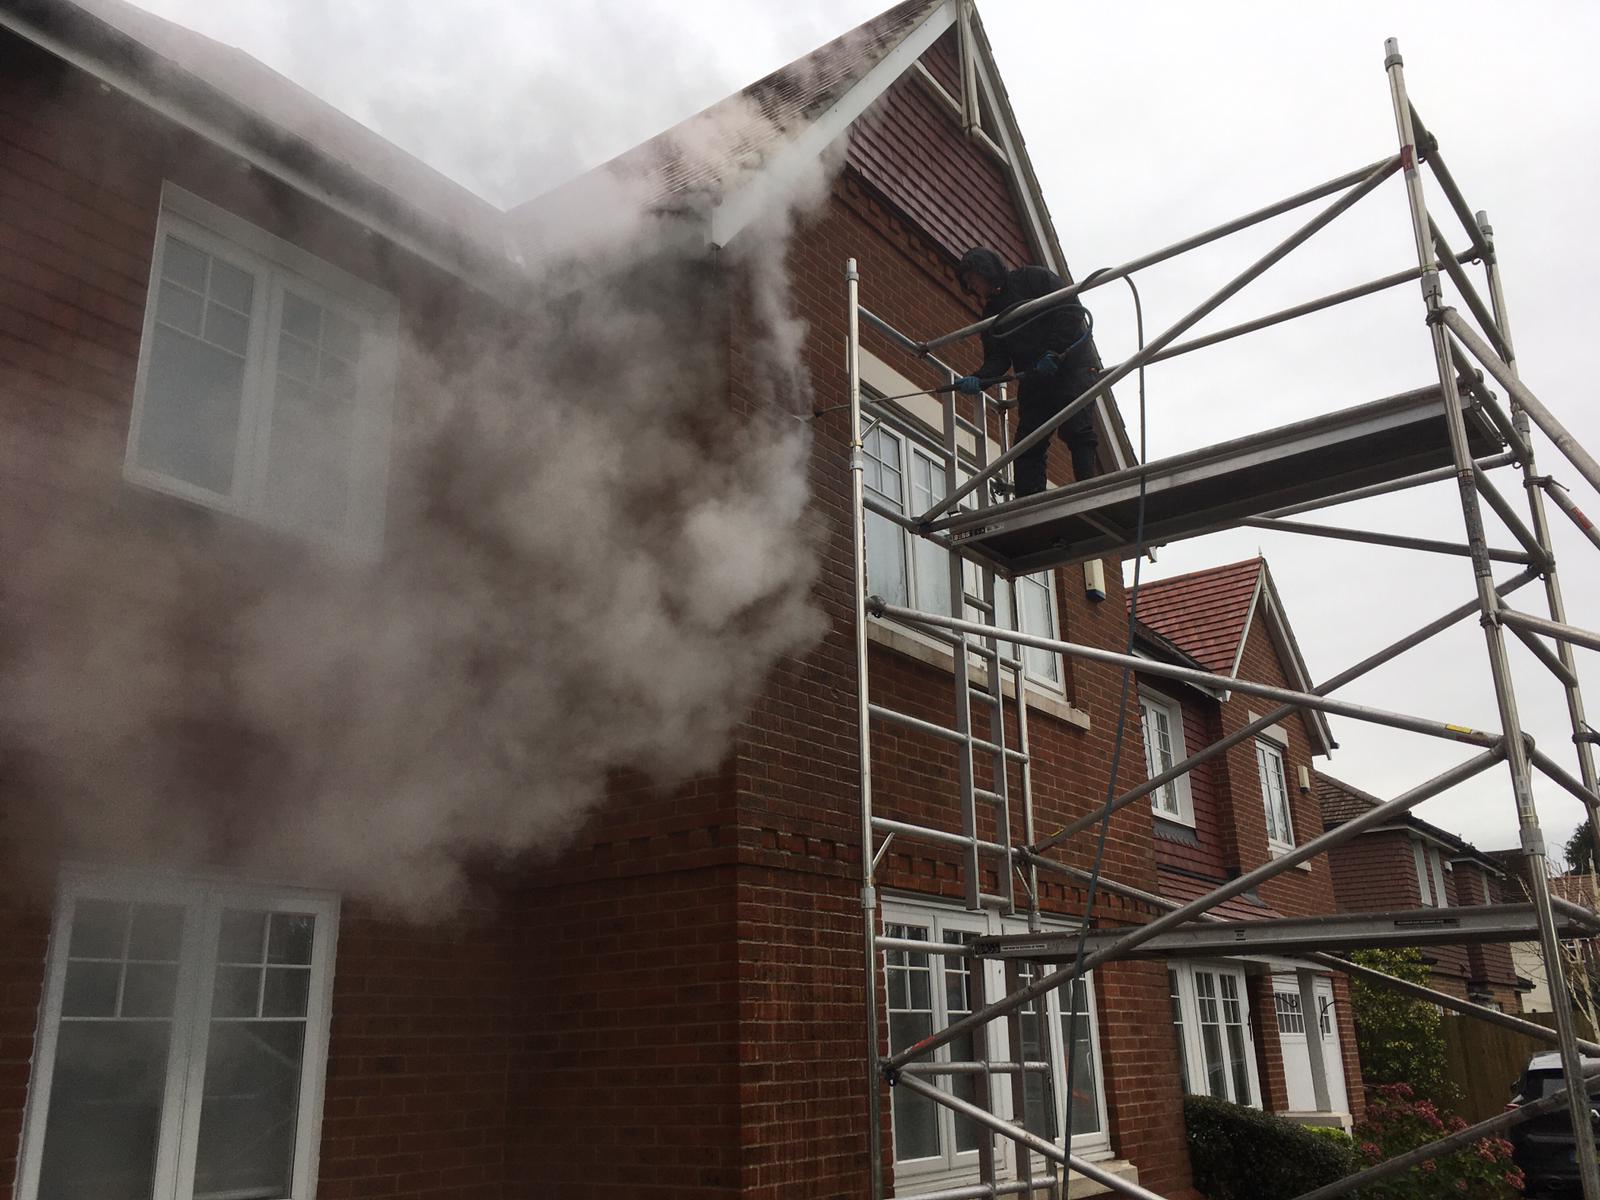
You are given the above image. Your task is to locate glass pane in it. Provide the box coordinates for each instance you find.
[213,966,261,1020]
[1019,576,1059,681]
[323,311,361,361]
[280,290,321,341]
[136,325,246,495]
[68,900,128,960]
[1226,1021,1251,1104]
[192,1023,306,1200]
[162,236,208,291]
[277,331,317,382]
[204,303,250,355]
[912,536,951,616]
[1169,969,1191,1094]
[865,511,908,606]
[35,1022,172,1200]
[61,960,120,1018]
[209,258,255,314]
[120,964,178,1019]
[1062,979,1101,1135]
[262,968,310,1019]
[890,1070,939,1161]
[157,280,204,336]
[219,911,266,964]
[127,905,183,962]
[267,914,315,966]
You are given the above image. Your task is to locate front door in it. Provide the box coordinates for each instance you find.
[1273,975,1348,1113]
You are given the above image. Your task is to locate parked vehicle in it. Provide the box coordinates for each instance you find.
[1510,1052,1600,1197]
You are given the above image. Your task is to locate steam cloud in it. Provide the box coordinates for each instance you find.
[1,83,839,915]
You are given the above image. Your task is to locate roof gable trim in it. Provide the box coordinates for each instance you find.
[709,0,956,247]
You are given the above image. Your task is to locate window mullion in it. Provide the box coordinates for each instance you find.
[169,893,223,1200]
[239,277,285,522]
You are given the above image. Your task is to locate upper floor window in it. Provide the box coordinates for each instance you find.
[126,185,397,555]
[863,419,1064,690]
[1139,691,1193,825]
[16,869,339,1200]
[882,899,1109,1185]
[1255,739,1294,853]
[1413,838,1450,906]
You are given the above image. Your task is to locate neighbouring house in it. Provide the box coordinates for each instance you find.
[0,3,1207,1200]
[1320,776,1525,1012]
[1130,556,1364,1129]
[1485,857,1599,1019]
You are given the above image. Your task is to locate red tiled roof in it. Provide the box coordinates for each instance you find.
[1156,866,1284,922]
[1130,558,1264,675]
[511,0,943,219]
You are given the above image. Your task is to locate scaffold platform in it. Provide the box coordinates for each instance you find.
[939,385,1505,574]
[971,901,1600,962]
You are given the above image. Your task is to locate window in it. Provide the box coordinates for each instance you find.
[1274,991,1306,1035]
[1139,691,1193,825]
[1255,739,1294,852]
[863,420,1064,689]
[1169,962,1259,1106]
[126,186,396,554]
[17,871,339,1200]
[1413,838,1450,907]
[882,900,1110,1184]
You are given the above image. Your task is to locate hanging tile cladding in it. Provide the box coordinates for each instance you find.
[846,40,1032,268]
[1135,559,1263,675]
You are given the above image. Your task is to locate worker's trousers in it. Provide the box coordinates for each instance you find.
[1013,369,1099,497]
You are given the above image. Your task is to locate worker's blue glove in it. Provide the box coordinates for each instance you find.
[1033,352,1059,378]
[955,375,983,395]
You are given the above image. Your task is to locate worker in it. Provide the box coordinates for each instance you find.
[953,247,1101,497]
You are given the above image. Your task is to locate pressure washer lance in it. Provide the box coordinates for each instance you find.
[809,373,1023,419]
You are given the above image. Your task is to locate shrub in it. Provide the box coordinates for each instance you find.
[1184,1094,1358,1199]
[1348,947,1457,1107]
[1352,1082,1524,1198]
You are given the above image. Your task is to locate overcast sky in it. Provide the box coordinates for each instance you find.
[128,0,1600,863]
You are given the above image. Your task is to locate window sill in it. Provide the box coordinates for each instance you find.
[894,1154,1131,1198]
[868,619,1091,730]
[1268,844,1312,872]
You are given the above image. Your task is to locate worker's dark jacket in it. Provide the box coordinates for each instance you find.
[974,265,1099,443]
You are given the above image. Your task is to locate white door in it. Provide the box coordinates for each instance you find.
[1273,975,1348,1113]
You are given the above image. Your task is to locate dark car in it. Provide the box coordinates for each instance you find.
[1510,1052,1600,1197]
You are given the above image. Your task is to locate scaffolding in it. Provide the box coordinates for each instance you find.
[846,39,1600,1200]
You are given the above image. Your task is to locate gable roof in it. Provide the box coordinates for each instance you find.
[1134,557,1335,755]
[1135,559,1263,676]
[1317,772,1504,875]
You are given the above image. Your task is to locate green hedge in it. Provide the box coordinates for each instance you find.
[1184,1095,1358,1199]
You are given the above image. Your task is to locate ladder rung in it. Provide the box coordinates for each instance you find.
[975,787,1007,804]
[868,704,1029,762]
[962,593,995,614]
[872,816,1010,857]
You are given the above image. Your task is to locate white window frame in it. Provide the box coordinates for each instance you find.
[125,183,398,556]
[1169,961,1261,1107]
[1139,689,1194,826]
[1255,738,1295,854]
[881,898,1111,1189]
[1412,837,1450,907]
[16,867,340,1200]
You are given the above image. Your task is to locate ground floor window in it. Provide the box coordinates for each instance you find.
[1169,961,1260,1106]
[16,869,339,1200]
[882,898,1111,1185]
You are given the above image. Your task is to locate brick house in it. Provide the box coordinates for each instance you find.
[1319,776,1524,1012]
[1130,557,1365,1128]
[0,1,1207,1199]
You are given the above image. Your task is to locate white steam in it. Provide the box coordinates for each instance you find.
[1,87,837,915]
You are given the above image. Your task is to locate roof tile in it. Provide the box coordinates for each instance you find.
[1131,558,1263,674]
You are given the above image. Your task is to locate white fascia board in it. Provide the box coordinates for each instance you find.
[709,1,957,248]
[1257,569,1338,756]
